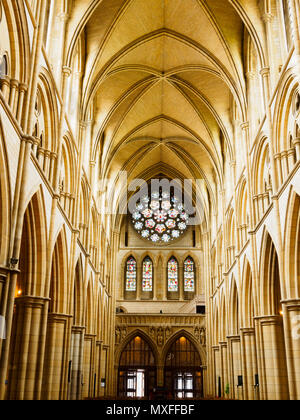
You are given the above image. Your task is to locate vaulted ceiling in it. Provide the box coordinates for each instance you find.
[64,0,266,219]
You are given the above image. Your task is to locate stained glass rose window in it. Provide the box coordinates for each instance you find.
[131,189,189,244]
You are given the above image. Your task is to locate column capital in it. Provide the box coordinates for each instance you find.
[58,12,70,23]
[71,325,86,334]
[79,120,88,130]
[226,334,241,342]
[15,296,51,308]
[281,298,300,310]
[10,78,19,88]
[293,137,300,146]
[260,67,270,77]
[246,71,256,80]
[240,121,250,130]
[0,75,11,86]
[254,314,282,325]
[18,83,28,93]
[22,135,35,145]
[262,13,274,23]
[62,66,72,78]
[240,327,255,335]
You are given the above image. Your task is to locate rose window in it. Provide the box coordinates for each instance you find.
[131,190,190,244]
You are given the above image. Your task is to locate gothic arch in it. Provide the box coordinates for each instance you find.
[85,277,95,335]
[252,136,272,196]
[241,259,255,328]
[213,305,220,346]
[115,329,159,367]
[48,226,69,315]
[236,177,249,249]
[162,329,205,367]
[259,229,283,315]
[60,133,76,198]
[73,256,84,327]
[1,0,30,83]
[273,70,299,155]
[284,190,300,299]
[37,69,59,151]
[219,292,227,342]
[225,206,236,268]
[228,276,240,335]
[7,189,47,400]
[17,188,47,297]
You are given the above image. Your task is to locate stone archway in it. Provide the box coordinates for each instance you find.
[163,334,203,399]
[117,334,157,399]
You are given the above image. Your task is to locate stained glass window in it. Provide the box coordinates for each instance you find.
[142,257,153,292]
[131,188,190,244]
[126,257,137,292]
[184,257,195,292]
[168,257,179,292]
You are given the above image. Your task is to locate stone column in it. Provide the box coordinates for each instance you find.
[9,79,19,115]
[227,335,243,400]
[282,299,300,400]
[136,264,142,300]
[95,340,103,398]
[7,296,50,400]
[16,83,27,124]
[240,327,258,400]
[262,12,277,88]
[42,313,72,400]
[219,341,229,398]
[0,76,11,102]
[69,326,85,400]
[157,365,164,387]
[179,264,184,301]
[212,345,220,397]
[257,315,289,400]
[0,135,34,401]
[163,262,167,301]
[55,12,70,88]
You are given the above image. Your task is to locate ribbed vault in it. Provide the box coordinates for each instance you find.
[63,0,266,224]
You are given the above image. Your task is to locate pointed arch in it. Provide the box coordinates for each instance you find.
[49,226,69,314]
[17,188,47,297]
[219,292,227,342]
[259,230,283,315]
[85,276,95,335]
[162,329,205,366]
[241,259,255,328]
[213,304,220,346]
[229,276,240,335]
[284,191,300,299]
[1,0,31,83]
[73,256,84,327]
[117,330,158,367]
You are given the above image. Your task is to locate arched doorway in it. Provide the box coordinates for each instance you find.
[164,336,203,399]
[118,336,156,399]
